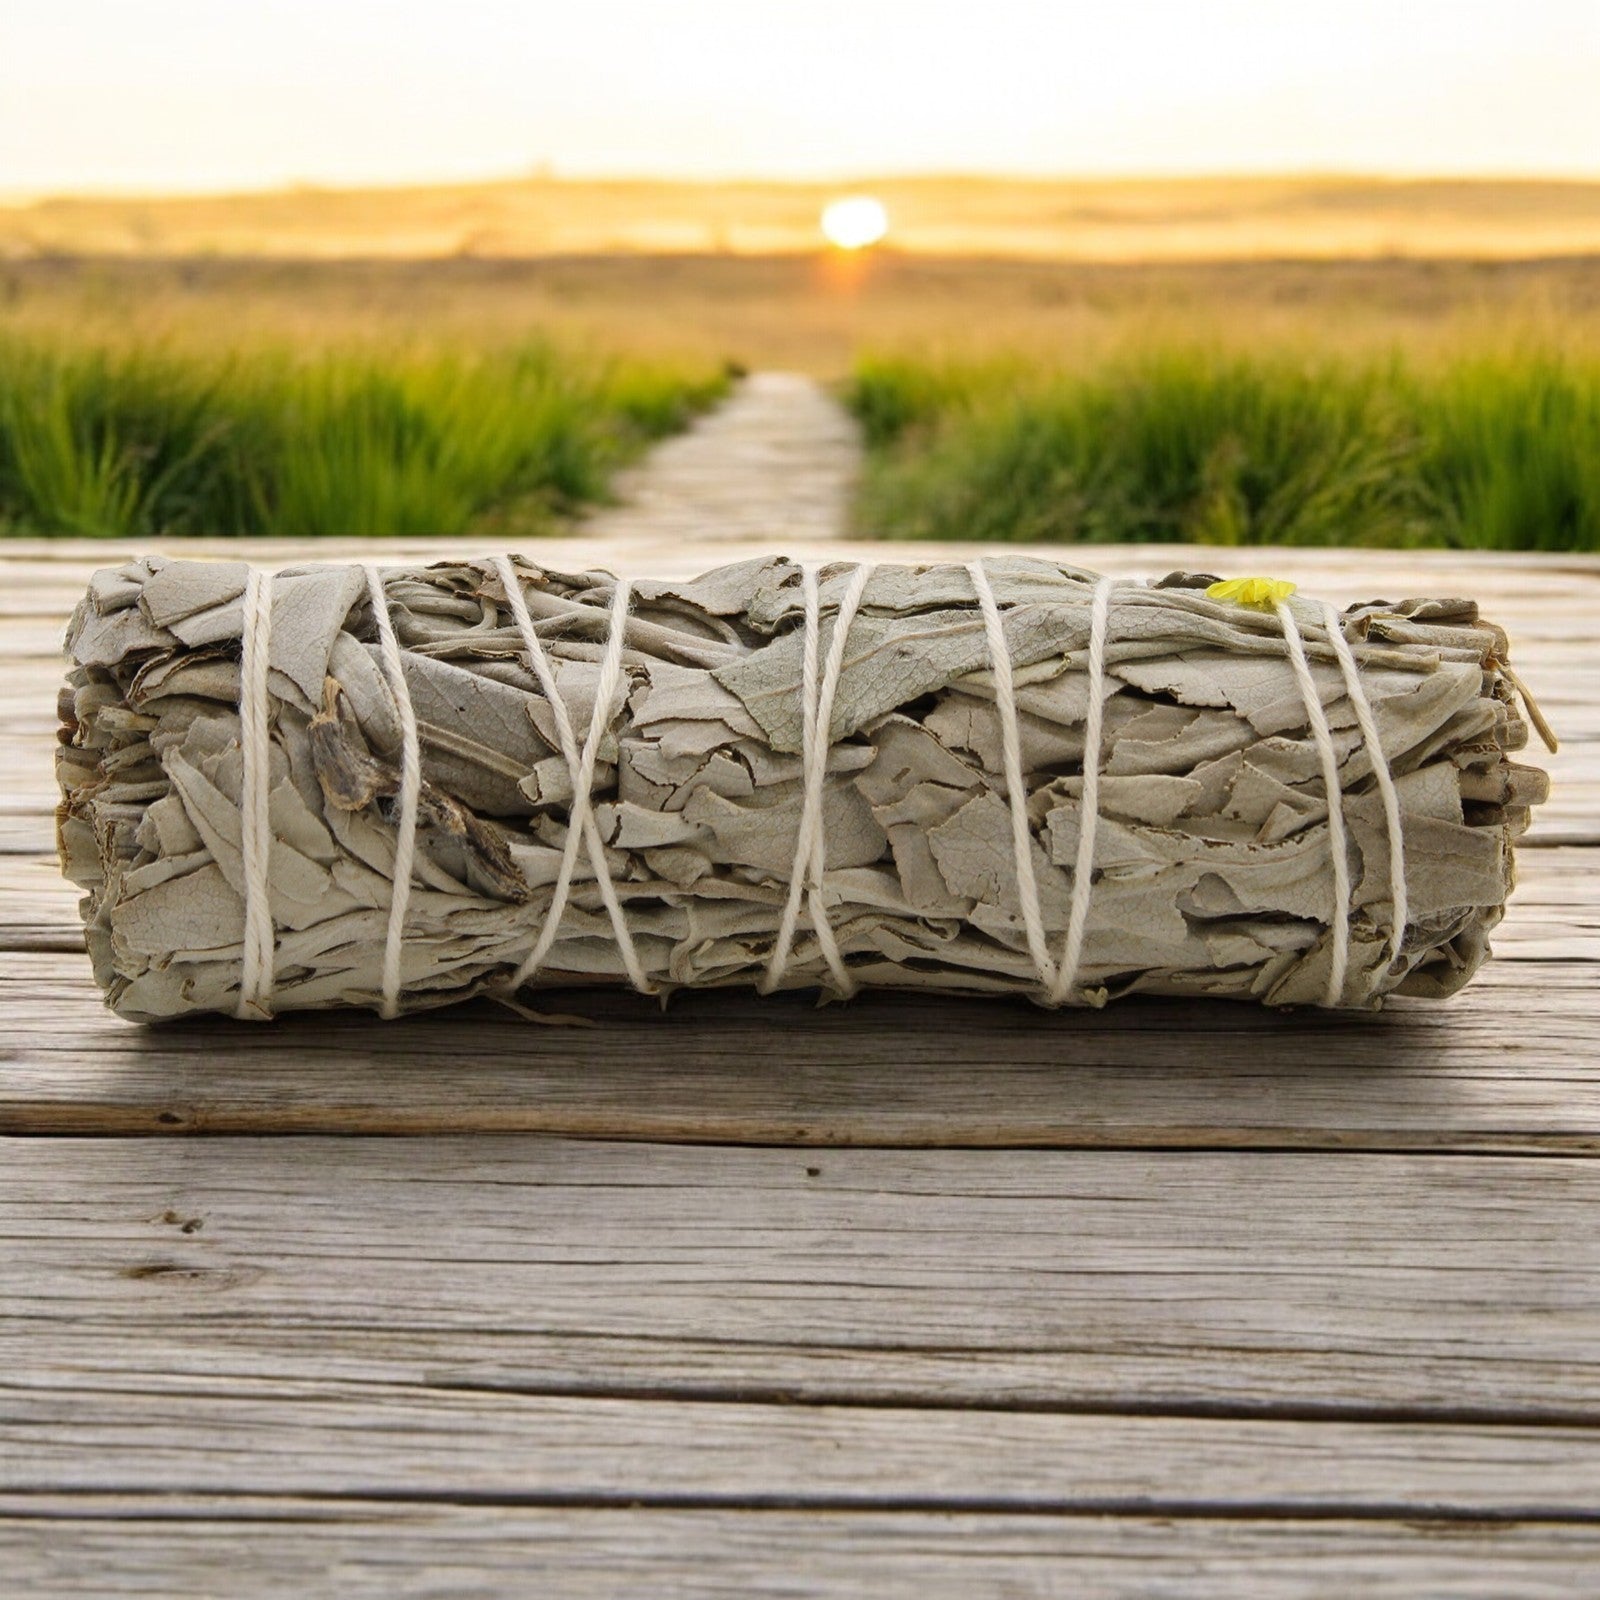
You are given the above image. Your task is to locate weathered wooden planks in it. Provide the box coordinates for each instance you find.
[1,953,1597,1147]
[5,1136,1600,1418]
[7,1379,1600,1513]
[6,1507,1599,1600]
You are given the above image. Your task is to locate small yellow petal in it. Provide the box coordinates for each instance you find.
[1206,576,1297,611]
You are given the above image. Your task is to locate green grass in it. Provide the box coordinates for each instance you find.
[845,347,1600,550]
[0,335,729,538]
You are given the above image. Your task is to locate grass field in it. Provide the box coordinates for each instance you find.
[847,347,1600,551]
[0,330,727,538]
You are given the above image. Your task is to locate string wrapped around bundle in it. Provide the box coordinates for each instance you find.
[56,554,1553,1023]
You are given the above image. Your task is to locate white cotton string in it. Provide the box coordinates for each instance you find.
[804,562,875,996]
[362,564,422,1020]
[761,564,824,994]
[1050,575,1116,1006]
[763,561,874,997]
[1275,599,1352,1008]
[966,559,1058,994]
[492,557,652,996]
[1318,599,1409,979]
[236,568,276,1021]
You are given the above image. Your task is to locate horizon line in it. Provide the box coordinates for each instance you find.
[7,167,1600,208]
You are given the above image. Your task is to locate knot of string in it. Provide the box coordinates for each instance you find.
[362,564,422,1019]
[236,568,276,1020]
[967,562,1114,1005]
[762,560,875,997]
[1317,599,1409,987]
[492,555,652,997]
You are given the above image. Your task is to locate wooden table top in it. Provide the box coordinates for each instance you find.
[4,535,1598,1598]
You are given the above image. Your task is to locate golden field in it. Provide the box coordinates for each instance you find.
[6,252,1600,375]
[8,173,1600,373]
[7,174,1600,262]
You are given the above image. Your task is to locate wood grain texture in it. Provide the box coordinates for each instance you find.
[2,952,1597,1147]
[7,1379,1600,1514]
[5,1506,1598,1600]
[6,1136,1600,1418]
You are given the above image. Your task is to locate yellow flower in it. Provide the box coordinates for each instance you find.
[1205,575,1298,611]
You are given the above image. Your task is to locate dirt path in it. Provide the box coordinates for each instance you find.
[580,370,860,548]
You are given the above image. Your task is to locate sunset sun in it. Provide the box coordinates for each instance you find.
[820,195,889,251]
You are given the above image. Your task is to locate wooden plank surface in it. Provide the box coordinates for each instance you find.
[4,533,1598,1595]
[6,1136,1600,1418]
[12,1364,1600,1513]
[5,1133,1600,1592]
[2,952,1597,1146]
[7,1508,1599,1600]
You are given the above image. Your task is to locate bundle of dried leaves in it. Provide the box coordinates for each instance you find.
[57,555,1549,1021]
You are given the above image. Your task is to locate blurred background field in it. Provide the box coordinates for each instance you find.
[8,241,1600,370]
[5,178,1600,546]
[6,2,1598,549]
[10,174,1600,262]
[15,173,1600,260]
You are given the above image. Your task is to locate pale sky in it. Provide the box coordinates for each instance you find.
[3,0,1598,195]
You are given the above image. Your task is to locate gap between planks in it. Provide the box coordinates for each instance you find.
[7,1372,1600,1518]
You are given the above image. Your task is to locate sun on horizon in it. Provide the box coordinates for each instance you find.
[820,196,890,252]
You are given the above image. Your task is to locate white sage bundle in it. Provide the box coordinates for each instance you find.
[56,554,1550,1023]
